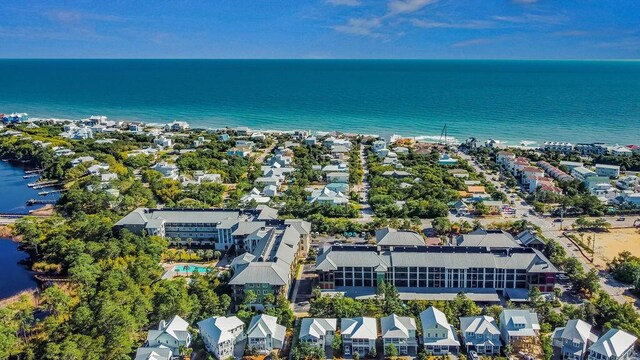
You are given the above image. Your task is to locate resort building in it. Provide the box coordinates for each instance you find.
[145,315,191,356]
[316,245,559,300]
[341,317,378,356]
[587,328,637,360]
[381,314,418,356]
[595,164,621,178]
[459,316,501,355]
[543,142,574,153]
[246,314,286,353]
[575,143,608,156]
[198,316,245,360]
[420,307,459,355]
[552,319,598,360]
[571,167,597,182]
[609,145,633,157]
[456,229,522,248]
[299,318,337,348]
[375,228,424,249]
[499,309,540,355]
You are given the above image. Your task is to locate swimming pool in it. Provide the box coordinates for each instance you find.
[172,264,211,274]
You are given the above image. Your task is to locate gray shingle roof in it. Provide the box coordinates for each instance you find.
[456,229,522,248]
[375,228,424,247]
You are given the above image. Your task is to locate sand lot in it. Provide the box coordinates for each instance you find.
[592,227,640,267]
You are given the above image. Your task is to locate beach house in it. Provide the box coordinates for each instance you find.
[571,167,597,182]
[552,319,598,360]
[499,309,540,354]
[341,317,378,357]
[587,328,637,360]
[198,316,245,360]
[381,314,418,356]
[595,164,621,178]
[246,314,287,353]
[299,318,337,348]
[420,307,460,355]
[145,315,191,356]
[459,315,501,355]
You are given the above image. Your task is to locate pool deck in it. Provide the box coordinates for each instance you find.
[160,261,220,280]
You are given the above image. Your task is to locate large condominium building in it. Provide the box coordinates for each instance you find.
[316,245,559,302]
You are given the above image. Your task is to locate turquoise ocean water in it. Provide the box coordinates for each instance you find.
[0,59,638,144]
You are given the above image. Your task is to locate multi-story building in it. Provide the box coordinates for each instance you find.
[145,315,192,356]
[571,167,597,182]
[316,245,559,298]
[246,314,286,353]
[587,329,637,360]
[543,141,574,153]
[420,307,459,355]
[595,164,621,178]
[341,317,377,356]
[299,318,337,348]
[499,309,540,353]
[552,319,598,360]
[381,314,418,356]
[459,315,501,355]
[575,143,608,156]
[198,316,245,360]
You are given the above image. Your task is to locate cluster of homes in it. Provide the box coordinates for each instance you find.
[115,207,311,307]
[316,227,557,303]
[134,313,287,360]
[135,309,638,360]
[558,161,639,206]
[304,135,354,205]
[497,151,563,196]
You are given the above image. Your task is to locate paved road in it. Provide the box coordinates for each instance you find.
[357,145,374,222]
[458,151,639,309]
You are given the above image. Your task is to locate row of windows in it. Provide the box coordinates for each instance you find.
[334,277,528,289]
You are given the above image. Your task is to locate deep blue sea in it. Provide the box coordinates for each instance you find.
[0,59,639,144]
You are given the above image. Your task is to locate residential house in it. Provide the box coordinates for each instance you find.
[326,172,350,183]
[308,187,349,205]
[71,156,95,166]
[341,317,377,356]
[165,121,189,132]
[610,145,633,157]
[198,316,245,360]
[151,162,179,180]
[595,164,621,178]
[373,140,386,152]
[552,319,598,360]
[241,188,271,204]
[587,328,637,360]
[381,170,411,178]
[420,307,460,355]
[496,151,516,166]
[499,310,540,353]
[559,161,584,171]
[246,314,286,353]
[381,314,418,356]
[305,136,317,146]
[154,136,173,148]
[575,143,608,156]
[227,147,251,157]
[538,161,573,182]
[448,169,469,178]
[299,318,337,348]
[146,315,191,356]
[438,154,458,166]
[459,316,501,355]
[218,133,230,142]
[134,347,173,360]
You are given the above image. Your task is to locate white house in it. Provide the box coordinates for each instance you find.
[299,318,337,348]
[71,156,95,166]
[341,317,377,357]
[308,187,349,205]
[198,316,245,360]
[552,319,598,360]
[146,315,191,356]
[420,307,460,355]
[326,172,350,184]
[372,140,386,152]
[154,136,173,148]
[610,145,633,157]
[241,188,271,204]
[381,314,418,356]
[151,162,179,180]
[459,316,501,356]
[246,314,286,353]
[588,328,637,360]
[165,121,190,132]
[595,164,621,178]
[499,310,540,350]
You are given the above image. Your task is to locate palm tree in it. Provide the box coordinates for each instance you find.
[205,249,214,261]
[196,249,205,261]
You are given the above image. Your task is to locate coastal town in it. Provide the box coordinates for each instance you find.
[1,113,640,360]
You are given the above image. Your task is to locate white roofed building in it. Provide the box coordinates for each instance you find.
[341,317,377,357]
[460,316,501,355]
[198,316,245,360]
[420,307,459,355]
[299,318,337,348]
[381,314,418,356]
[552,319,598,360]
[146,315,191,356]
[587,328,637,360]
[246,314,286,353]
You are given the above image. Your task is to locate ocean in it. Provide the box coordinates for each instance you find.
[0,59,639,145]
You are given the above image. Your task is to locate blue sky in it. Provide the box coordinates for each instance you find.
[2,0,639,59]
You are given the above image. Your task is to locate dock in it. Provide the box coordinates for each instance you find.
[27,180,58,188]
[27,199,57,206]
[38,189,64,196]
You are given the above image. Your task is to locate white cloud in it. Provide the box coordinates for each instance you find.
[451,38,492,47]
[387,0,438,15]
[333,17,383,38]
[492,13,566,25]
[326,0,362,6]
[411,19,496,29]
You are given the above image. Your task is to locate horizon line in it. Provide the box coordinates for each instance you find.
[0,58,639,62]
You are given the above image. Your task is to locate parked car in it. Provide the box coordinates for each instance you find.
[617,217,626,221]
[469,350,479,360]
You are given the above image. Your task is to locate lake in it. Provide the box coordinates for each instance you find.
[0,160,45,299]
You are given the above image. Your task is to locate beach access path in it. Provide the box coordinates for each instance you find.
[356,144,374,223]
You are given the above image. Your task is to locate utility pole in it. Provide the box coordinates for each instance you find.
[591,232,596,263]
